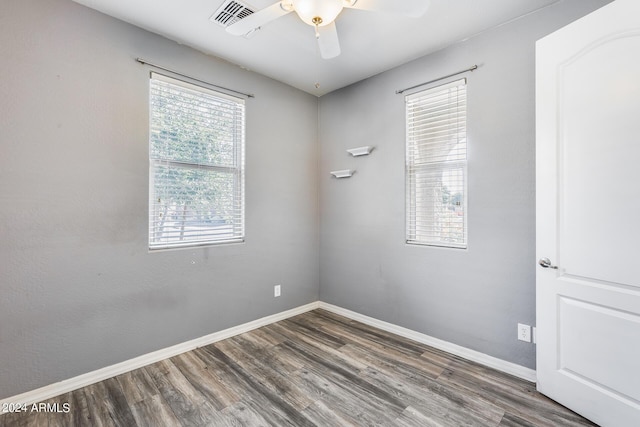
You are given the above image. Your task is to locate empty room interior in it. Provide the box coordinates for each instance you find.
[2,0,639,426]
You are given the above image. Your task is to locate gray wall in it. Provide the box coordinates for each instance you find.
[318,0,611,370]
[0,0,319,398]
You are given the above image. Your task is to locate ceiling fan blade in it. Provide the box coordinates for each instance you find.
[317,22,341,59]
[344,0,430,18]
[226,2,292,36]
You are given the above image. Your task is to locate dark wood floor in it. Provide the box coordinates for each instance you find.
[1,309,596,426]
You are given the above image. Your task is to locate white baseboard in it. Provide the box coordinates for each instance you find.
[0,301,321,407]
[1,300,536,407]
[318,302,537,383]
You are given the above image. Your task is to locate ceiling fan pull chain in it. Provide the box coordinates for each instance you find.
[311,16,323,39]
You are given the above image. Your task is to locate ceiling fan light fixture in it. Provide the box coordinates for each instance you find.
[291,0,344,27]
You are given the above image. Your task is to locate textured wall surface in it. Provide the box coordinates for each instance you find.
[0,0,319,399]
[318,0,611,370]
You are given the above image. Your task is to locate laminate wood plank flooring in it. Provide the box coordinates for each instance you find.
[0,309,597,426]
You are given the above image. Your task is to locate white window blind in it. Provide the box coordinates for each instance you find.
[149,73,245,249]
[406,78,467,248]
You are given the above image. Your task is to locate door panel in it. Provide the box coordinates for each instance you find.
[536,1,640,425]
[559,296,640,402]
[560,34,640,287]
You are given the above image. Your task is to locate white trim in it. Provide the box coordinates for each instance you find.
[0,302,320,407]
[1,300,537,407]
[318,302,537,383]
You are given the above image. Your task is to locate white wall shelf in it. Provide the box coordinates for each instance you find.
[330,169,354,178]
[346,146,373,157]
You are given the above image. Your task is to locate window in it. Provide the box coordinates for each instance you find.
[148,73,245,249]
[406,79,467,248]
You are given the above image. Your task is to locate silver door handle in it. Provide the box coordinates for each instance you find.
[538,257,558,269]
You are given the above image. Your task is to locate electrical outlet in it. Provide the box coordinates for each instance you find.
[274,285,281,297]
[518,323,531,342]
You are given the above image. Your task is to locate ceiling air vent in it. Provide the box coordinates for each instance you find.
[211,0,255,27]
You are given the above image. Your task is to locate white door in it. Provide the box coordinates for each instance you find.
[536,0,640,426]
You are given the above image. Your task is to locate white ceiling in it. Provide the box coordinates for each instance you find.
[72,0,559,96]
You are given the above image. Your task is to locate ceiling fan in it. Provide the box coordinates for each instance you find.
[226,0,430,59]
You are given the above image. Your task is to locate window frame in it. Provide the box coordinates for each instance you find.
[148,72,245,250]
[405,78,468,249]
